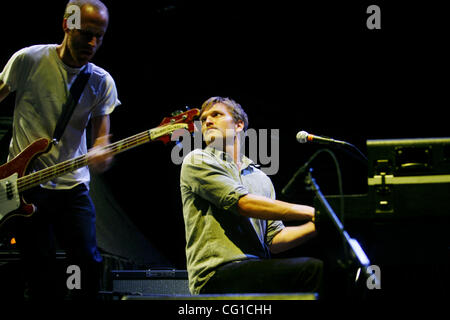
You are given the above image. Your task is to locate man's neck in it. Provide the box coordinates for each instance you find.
[226,140,242,169]
[56,42,84,68]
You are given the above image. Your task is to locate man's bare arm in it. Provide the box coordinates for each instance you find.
[237,193,315,222]
[88,114,113,173]
[270,223,317,254]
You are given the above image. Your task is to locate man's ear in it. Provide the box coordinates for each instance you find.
[62,18,69,33]
[235,120,245,133]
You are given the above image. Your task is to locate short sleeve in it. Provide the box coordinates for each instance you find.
[0,48,29,92]
[264,175,285,245]
[265,219,285,246]
[181,150,249,213]
[91,71,120,117]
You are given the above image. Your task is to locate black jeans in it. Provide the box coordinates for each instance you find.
[16,184,102,300]
[200,257,323,296]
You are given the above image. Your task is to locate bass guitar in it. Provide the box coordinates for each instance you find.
[0,108,199,227]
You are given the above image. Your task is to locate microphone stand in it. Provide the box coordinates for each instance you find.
[305,169,379,298]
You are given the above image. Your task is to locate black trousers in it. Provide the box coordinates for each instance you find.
[15,184,102,300]
[200,257,323,296]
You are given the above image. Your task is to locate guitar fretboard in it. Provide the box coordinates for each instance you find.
[16,129,153,192]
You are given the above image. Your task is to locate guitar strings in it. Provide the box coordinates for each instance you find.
[1,130,152,205]
[1,113,197,204]
[16,130,151,192]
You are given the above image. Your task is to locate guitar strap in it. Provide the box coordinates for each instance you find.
[52,63,93,145]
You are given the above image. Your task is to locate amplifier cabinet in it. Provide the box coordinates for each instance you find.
[112,269,190,295]
[367,137,450,218]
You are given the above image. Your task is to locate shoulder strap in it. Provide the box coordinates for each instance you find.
[52,63,92,144]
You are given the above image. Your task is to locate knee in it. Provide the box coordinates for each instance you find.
[302,258,323,279]
[297,257,324,292]
[307,258,323,273]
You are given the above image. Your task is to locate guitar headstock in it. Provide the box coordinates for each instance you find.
[155,107,200,144]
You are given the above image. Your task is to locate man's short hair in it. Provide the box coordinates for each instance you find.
[64,0,108,19]
[200,96,249,131]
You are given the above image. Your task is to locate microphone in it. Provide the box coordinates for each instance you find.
[296,131,347,145]
[296,130,368,165]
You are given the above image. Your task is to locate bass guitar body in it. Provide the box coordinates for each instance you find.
[0,138,51,225]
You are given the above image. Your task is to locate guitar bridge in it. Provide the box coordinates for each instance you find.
[5,181,13,200]
[0,173,20,220]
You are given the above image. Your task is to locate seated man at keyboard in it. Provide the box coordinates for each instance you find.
[180,96,323,295]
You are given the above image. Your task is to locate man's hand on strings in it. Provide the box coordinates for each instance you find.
[88,134,113,173]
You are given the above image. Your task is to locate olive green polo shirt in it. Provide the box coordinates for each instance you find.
[180,146,285,294]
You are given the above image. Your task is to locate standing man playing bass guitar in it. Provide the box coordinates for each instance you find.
[0,0,120,300]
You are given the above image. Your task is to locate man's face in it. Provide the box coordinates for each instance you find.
[65,5,108,66]
[200,103,243,147]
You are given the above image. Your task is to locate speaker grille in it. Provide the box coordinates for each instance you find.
[113,279,190,295]
[112,270,190,295]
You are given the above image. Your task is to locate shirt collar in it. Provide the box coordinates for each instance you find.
[205,146,256,171]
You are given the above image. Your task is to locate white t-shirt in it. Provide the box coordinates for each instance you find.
[0,44,121,189]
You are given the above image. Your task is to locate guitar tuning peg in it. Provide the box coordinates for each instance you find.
[171,110,183,117]
[170,106,196,117]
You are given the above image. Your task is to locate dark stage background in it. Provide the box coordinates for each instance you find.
[1,1,448,277]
